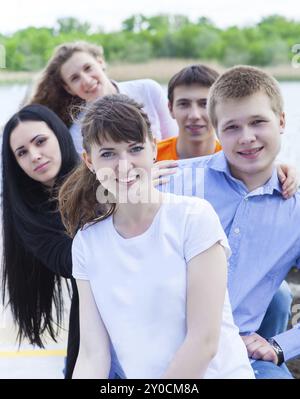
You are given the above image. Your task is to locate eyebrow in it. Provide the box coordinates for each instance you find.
[176,97,207,102]
[222,115,266,128]
[14,135,44,153]
[98,142,141,152]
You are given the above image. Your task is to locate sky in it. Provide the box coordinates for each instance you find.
[1,0,300,34]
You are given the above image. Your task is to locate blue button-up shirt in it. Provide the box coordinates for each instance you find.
[160,151,300,361]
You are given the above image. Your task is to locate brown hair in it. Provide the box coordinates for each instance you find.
[168,64,219,107]
[28,41,104,127]
[207,65,284,130]
[58,94,153,237]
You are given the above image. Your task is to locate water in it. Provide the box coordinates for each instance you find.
[1,81,300,169]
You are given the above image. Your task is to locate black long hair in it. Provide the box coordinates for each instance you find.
[1,104,79,347]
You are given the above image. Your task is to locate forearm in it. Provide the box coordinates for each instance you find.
[161,335,217,379]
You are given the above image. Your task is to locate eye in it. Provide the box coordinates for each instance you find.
[36,138,47,146]
[101,151,114,158]
[71,75,79,82]
[84,65,92,71]
[130,146,144,153]
[199,100,207,108]
[224,125,238,132]
[251,119,266,126]
[17,149,27,157]
[177,102,189,108]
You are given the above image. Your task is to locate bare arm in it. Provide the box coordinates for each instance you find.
[161,243,227,379]
[73,279,111,379]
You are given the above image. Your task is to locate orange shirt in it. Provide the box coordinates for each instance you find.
[157,136,222,161]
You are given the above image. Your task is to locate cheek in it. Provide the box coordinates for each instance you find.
[17,159,29,174]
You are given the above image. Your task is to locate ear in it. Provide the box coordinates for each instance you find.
[279,111,286,133]
[168,101,175,119]
[82,150,94,173]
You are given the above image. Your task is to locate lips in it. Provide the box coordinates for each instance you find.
[34,161,50,172]
[116,174,140,184]
[185,125,207,134]
[86,82,99,94]
[237,146,264,159]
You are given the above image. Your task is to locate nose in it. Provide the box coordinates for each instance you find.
[238,126,256,145]
[116,153,134,177]
[81,72,93,88]
[188,104,202,121]
[30,149,42,163]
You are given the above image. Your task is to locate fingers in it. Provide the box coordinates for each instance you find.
[282,174,298,198]
[277,164,286,184]
[153,167,178,179]
[277,163,299,199]
[153,177,172,187]
[154,160,179,169]
[241,333,278,364]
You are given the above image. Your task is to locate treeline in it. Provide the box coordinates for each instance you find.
[1,14,300,71]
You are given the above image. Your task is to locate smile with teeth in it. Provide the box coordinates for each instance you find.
[117,175,140,183]
[86,82,99,93]
[237,146,264,156]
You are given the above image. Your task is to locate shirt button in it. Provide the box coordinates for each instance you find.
[234,227,240,234]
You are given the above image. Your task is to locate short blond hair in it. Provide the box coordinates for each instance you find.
[207,65,284,130]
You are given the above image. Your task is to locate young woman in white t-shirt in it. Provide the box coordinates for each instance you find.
[58,94,254,379]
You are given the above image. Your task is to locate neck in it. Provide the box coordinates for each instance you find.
[114,188,162,225]
[176,135,216,159]
[229,164,274,192]
[112,188,163,238]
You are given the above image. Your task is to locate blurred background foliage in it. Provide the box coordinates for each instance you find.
[1,14,300,70]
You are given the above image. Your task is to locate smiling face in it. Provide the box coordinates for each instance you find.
[169,84,215,143]
[216,91,285,187]
[83,136,156,203]
[10,120,62,187]
[60,51,116,102]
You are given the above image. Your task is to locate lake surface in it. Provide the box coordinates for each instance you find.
[1,81,300,169]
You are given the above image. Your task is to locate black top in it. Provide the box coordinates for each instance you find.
[23,209,79,379]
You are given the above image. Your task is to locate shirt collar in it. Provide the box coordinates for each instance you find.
[207,151,282,196]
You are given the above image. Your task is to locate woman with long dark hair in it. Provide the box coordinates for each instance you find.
[1,104,79,378]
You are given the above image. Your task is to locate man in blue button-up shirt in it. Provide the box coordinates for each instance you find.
[160,65,300,378]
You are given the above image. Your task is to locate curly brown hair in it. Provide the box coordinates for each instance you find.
[28,41,105,127]
[58,94,154,237]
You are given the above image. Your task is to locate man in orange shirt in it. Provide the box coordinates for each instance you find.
[157,65,221,161]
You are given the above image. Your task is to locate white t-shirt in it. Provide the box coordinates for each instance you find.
[72,194,254,379]
[69,79,178,153]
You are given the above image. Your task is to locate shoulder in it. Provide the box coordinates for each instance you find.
[119,79,162,95]
[157,136,177,160]
[162,193,214,215]
[158,137,177,147]
[288,190,300,212]
[74,217,111,244]
[177,154,214,170]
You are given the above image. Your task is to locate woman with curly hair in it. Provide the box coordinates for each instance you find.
[29,41,177,154]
